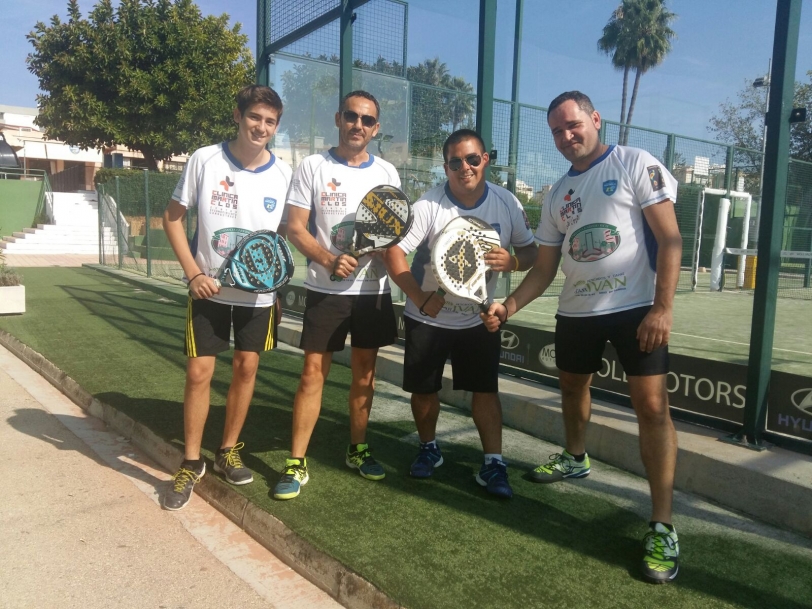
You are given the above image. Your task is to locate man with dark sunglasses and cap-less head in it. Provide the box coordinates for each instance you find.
[275,90,401,500]
[384,128,538,498]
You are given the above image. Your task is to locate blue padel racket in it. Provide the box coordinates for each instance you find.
[330,185,413,281]
[193,230,294,297]
[428,216,501,314]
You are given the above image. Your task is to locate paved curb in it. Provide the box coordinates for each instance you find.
[0,329,403,609]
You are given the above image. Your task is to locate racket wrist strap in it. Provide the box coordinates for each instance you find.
[511,255,520,272]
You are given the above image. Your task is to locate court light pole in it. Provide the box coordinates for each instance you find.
[751,58,772,247]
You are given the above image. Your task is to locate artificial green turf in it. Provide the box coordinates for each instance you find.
[2,267,812,609]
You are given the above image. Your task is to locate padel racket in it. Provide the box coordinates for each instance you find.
[330,185,413,281]
[429,216,501,313]
[193,229,294,297]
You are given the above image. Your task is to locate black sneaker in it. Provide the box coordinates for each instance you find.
[214,442,253,485]
[163,461,205,511]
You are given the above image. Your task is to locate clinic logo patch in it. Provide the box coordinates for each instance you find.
[220,176,235,191]
[500,330,519,350]
[602,180,618,196]
[791,388,812,415]
[264,197,277,212]
[327,178,341,191]
[648,165,664,191]
[564,188,575,202]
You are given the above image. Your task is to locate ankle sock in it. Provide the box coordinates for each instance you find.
[484,453,503,465]
[181,458,204,474]
[650,521,674,532]
[420,440,438,449]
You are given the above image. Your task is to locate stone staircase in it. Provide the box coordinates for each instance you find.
[0,191,118,255]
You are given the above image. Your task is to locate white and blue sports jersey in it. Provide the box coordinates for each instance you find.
[172,142,292,307]
[286,149,401,295]
[398,181,535,329]
[535,145,677,317]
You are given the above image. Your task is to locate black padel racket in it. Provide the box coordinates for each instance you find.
[330,185,413,281]
[193,229,294,297]
[429,216,501,313]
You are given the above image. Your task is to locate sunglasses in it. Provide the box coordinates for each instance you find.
[342,110,378,128]
[447,154,483,172]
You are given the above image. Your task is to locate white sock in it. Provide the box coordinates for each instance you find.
[421,440,437,448]
[484,453,503,465]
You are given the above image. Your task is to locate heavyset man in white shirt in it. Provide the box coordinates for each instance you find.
[274,90,401,500]
[385,129,538,499]
[484,91,683,583]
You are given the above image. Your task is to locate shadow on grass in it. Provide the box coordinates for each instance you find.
[14,269,810,609]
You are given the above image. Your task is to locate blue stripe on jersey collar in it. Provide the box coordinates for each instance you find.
[327,147,375,168]
[222,142,276,173]
[567,145,615,177]
[444,181,490,210]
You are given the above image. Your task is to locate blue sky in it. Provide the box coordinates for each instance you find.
[2,0,810,141]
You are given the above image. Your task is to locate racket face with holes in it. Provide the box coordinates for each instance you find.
[430,216,500,308]
[349,185,412,256]
[217,230,294,293]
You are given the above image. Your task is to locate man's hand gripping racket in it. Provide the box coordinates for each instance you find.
[426,216,501,316]
[191,229,295,299]
[330,185,413,281]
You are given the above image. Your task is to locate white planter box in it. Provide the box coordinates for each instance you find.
[0,285,25,315]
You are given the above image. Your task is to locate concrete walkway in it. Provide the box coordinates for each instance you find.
[2,253,99,267]
[0,344,341,609]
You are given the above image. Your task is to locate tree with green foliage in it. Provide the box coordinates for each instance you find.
[598,0,676,145]
[27,0,254,171]
[708,71,812,163]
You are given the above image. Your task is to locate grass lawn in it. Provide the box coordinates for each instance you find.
[2,267,812,609]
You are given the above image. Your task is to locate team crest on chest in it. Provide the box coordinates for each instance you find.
[264,197,277,212]
[602,180,617,196]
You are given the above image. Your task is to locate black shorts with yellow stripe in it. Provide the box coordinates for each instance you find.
[185,297,277,357]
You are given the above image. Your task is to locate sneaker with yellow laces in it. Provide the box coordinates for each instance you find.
[163,461,205,511]
[214,442,254,485]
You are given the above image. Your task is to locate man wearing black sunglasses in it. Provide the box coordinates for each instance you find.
[279,90,401,500]
[385,128,538,499]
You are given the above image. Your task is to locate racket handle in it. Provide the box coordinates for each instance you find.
[190,278,222,300]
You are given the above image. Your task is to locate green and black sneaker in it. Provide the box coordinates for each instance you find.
[273,457,309,500]
[641,522,680,583]
[527,450,590,483]
[345,443,385,481]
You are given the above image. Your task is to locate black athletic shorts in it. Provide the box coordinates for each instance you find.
[403,316,501,394]
[554,305,669,376]
[185,296,276,357]
[299,290,397,353]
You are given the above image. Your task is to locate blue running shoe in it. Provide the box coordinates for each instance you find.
[273,458,309,500]
[410,442,443,478]
[476,459,513,498]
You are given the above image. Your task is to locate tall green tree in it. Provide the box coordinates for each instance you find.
[598,0,676,145]
[708,70,812,164]
[27,0,254,171]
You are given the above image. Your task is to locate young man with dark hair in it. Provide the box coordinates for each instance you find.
[161,84,292,511]
[274,90,401,500]
[483,91,683,582]
[384,128,537,498]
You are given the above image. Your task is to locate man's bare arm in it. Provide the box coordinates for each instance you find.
[637,200,682,352]
[163,199,219,299]
[383,247,444,317]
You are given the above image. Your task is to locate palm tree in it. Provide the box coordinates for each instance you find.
[599,0,676,145]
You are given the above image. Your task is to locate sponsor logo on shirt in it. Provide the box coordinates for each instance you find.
[573,272,628,297]
[210,187,239,218]
[602,180,618,195]
[568,223,621,262]
[327,178,341,191]
[560,198,582,227]
[211,228,251,257]
[320,183,347,214]
[264,197,277,212]
[220,176,234,191]
[648,165,665,191]
[564,188,575,202]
